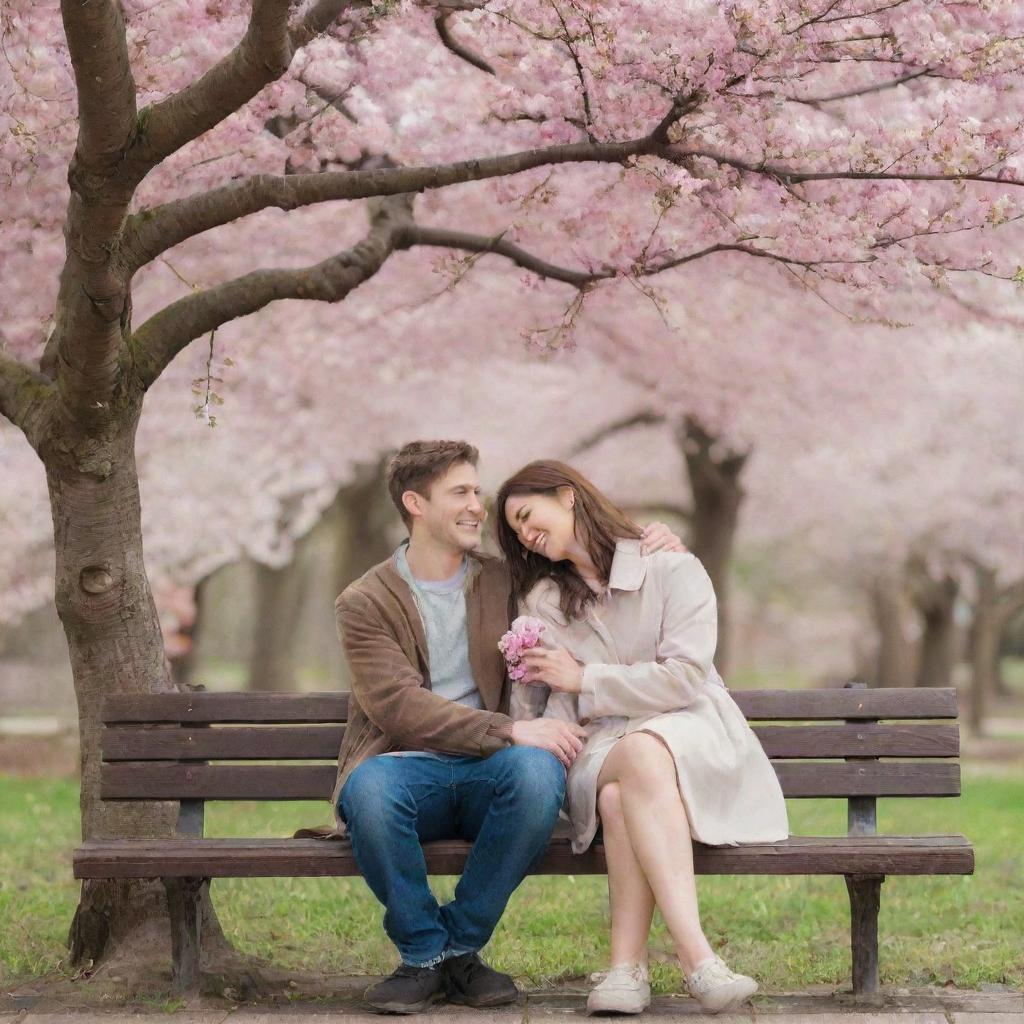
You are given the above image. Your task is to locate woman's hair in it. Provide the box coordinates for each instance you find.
[494,460,642,621]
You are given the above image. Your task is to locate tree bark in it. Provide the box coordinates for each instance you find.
[40,399,227,965]
[911,571,960,688]
[676,418,749,676]
[868,574,915,688]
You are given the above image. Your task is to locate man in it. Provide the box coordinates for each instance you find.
[332,440,680,1013]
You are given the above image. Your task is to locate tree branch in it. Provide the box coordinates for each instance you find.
[0,352,56,452]
[676,147,1022,188]
[396,225,612,287]
[131,196,412,388]
[644,242,875,274]
[122,136,665,272]
[434,13,495,74]
[403,227,878,293]
[56,0,140,424]
[567,409,667,457]
[60,0,137,169]
[130,0,302,174]
[290,0,363,51]
[792,67,936,105]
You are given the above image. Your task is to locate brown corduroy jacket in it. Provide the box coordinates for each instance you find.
[327,547,516,827]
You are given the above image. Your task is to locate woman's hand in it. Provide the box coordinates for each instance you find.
[641,522,687,555]
[521,647,584,693]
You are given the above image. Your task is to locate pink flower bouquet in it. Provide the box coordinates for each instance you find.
[498,615,546,681]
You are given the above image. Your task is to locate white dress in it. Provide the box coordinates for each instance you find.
[512,541,789,854]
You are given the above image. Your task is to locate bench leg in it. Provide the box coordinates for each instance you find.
[845,873,884,996]
[163,877,205,996]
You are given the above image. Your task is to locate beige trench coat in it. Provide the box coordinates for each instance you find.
[512,541,789,854]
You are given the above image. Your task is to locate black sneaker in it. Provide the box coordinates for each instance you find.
[363,963,447,1014]
[442,951,519,1007]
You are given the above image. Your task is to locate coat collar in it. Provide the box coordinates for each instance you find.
[607,538,648,592]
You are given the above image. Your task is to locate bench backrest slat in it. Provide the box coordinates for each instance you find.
[100,722,959,761]
[99,760,961,801]
[100,687,960,724]
[97,688,964,810]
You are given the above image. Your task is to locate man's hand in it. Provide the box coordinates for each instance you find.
[641,521,687,555]
[521,647,584,693]
[510,718,587,768]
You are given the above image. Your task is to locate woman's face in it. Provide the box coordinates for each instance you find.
[504,488,576,562]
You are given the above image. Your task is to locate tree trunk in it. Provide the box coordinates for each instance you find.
[995,588,1024,696]
[970,569,1024,726]
[969,565,998,735]
[248,559,310,692]
[676,418,748,676]
[168,573,209,689]
[869,575,915,688]
[912,573,960,688]
[332,459,396,598]
[326,461,397,685]
[41,400,228,969]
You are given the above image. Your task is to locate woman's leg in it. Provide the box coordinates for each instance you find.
[597,732,715,975]
[597,781,655,966]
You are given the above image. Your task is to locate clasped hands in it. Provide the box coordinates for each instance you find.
[509,647,587,768]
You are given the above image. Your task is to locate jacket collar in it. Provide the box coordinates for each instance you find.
[374,544,500,710]
[607,538,648,592]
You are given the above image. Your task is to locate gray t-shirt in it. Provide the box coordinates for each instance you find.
[388,543,483,759]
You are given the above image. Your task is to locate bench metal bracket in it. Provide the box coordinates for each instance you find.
[844,681,882,995]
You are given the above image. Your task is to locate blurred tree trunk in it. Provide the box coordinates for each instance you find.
[332,458,396,599]
[676,417,749,676]
[910,569,960,688]
[969,566,1024,733]
[248,558,310,692]
[168,573,209,689]
[869,574,915,688]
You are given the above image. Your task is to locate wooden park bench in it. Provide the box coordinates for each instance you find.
[74,684,973,997]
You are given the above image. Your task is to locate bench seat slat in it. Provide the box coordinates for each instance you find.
[100,723,959,761]
[100,687,960,724]
[73,834,974,879]
[100,761,961,800]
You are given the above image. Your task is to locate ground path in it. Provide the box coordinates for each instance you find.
[2,982,1022,1023]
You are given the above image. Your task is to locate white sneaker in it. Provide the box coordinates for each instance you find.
[685,955,758,1013]
[586,963,651,1015]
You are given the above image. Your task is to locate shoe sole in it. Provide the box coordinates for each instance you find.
[586,999,651,1016]
[364,990,447,1015]
[447,990,520,1008]
[694,979,759,1014]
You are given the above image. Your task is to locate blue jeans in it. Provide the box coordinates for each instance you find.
[339,746,565,967]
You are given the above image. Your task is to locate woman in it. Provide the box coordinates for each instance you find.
[494,461,789,1016]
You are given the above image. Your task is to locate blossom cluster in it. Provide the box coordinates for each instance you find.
[497,616,547,681]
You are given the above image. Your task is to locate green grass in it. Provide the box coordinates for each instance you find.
[1,774,1022,993]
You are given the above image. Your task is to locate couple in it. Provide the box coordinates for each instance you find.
[329,440,789,1015]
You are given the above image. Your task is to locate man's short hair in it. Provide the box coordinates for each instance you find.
[386,440,480,528]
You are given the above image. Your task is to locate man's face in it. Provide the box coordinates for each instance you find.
[406,461,486,553]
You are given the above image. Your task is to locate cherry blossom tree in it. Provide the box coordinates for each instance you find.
[743,323,1024,707]
[4,0,1024,972]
